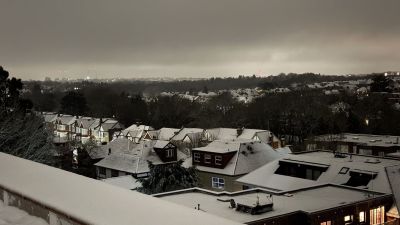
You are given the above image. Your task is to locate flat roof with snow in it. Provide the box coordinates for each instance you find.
[157,185,388,224]
[0,153,240,225]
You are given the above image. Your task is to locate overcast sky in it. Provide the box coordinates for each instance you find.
[1,0,399,80]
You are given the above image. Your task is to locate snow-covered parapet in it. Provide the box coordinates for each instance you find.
[0,153,242,225]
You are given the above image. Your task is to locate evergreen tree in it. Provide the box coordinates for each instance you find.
[0,66,55,165]
[137,160,198,194]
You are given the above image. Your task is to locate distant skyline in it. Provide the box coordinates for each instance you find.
[1,0,399,80]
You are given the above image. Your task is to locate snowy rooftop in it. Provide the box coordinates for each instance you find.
[171,128,204,141]
[0,153,240,225]
[205,128,238,141]
[95,140,188,174]
[193,140,283,176]
[157,186,387,224]
[238,151,400,194]
[158,128,181,141]
[315,133,400,148]
[89,138,140,159]
[102,175,141,190]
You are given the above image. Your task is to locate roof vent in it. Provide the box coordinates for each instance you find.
[235,195,273,215]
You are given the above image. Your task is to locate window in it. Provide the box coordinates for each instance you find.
[193,153,200,162]
[204,154,211,164]
[166,149,174,158]
[212,177,224,189]
[359,211,366,223]
[320,221,331,225]
[339,167,350,174]
[215,155,222,165]
[344,215,353,225]
[370,206,385,225]
[111,170,119,177]
[99,167,106,175]
[275,161,328,181]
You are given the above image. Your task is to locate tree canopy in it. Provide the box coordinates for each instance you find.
[137,160,198,194]
[0,66,55,165]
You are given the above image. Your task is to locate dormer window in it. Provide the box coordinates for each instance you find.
[204,154,211,164]
[215,155,222,165]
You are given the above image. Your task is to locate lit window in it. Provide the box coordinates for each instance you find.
[344,215,353,224]
[215,155,222,165]
[212,177,224,189]
[359,211,365,223]
[193,153,200,162]
[204,154,211,164]
[370,206,385,224]
[320,221,331,225]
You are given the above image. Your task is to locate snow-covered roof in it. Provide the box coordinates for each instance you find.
[56,115,76,125]
[0,200,48,225]
[76,117,96,129]
[205,128,238,141]
[171,128,204,141]
[275,146,292,156]
[157,185,387,224]
[102,175,142,190]
[237,129,267,140]
[95,140,187,174]
[193,140,283,176]
[237,151,400,194]
[314,133,400,148]
[0,153,239,225]
[88,138,139,159]
[153,140,171,149]
[158,128,180,141]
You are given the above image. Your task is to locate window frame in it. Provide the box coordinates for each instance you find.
[204,154,211,164]
[215,155,222,165]
[166,149,174,158]
[193,153,201,162]
[212,177,225,189]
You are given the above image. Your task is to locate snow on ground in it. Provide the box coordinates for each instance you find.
[0,200,48,225]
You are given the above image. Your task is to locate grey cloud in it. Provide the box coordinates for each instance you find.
[0,0,399,79]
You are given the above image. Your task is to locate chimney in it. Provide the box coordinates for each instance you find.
[237,127,244,136]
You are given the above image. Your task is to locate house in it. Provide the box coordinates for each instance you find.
[94,140,186,179]
[203,128,282,149]
[72,117,96,144]
[90,118,124,144]
[190,140,284,192]
[307,133,400,156]
[237,151,400,221]
[203,128,238,142]
[237,129,282,149]
[112,124,154,143]
[53,114,77,144]
[156,185,395,225]
[142,127,181,141]
[41,112,58,130]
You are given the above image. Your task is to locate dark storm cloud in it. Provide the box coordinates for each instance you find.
[0,0,399,79]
